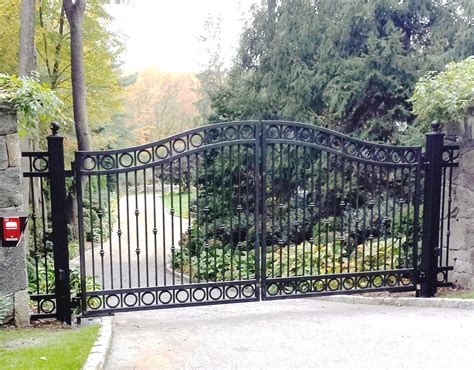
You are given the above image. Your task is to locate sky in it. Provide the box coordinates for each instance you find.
[106,0,258,73]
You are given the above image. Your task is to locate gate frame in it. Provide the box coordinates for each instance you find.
[47,122,72,324]
[420,121,445,297]
[23,120,458,323]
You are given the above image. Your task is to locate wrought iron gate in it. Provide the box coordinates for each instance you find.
[24,120,458,322]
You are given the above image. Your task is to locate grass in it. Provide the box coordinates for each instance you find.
[438,290,474,299]
[162,191,192,218]
[0,324,100,369]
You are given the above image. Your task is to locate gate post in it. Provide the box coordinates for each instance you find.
[47,122,71,324]
[420,121,444,297]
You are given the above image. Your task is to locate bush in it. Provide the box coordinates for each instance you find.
[173,236,403,282]
[0,71,66,137]
[409,56,474,125]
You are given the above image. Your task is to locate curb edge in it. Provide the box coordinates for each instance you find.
[316,295,474,309]
[82,316,114,370]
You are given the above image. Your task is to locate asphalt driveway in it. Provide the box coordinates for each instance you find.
[104,298,474,369]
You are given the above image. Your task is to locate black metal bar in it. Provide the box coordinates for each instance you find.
[420,122,445,297]
[47,122,71,325]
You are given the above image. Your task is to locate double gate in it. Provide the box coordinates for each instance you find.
[24,121,458,323]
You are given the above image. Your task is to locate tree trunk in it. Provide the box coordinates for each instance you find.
[19,0,37,77]
[63,0,91,152]
[64,0,90,240]
[19,0,39,211]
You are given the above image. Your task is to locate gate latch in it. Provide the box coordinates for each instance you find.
[418,270,427,282]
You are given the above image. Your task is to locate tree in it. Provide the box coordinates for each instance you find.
[125,68,202,144]
[63,0,90,151]
[1,0,123,151]
[19,0,37,77]
[196,14,225,123]
[20,0,124,153]
[208,0,474,142]
[0,0,20,75]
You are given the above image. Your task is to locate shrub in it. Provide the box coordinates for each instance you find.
[409,56,474,125]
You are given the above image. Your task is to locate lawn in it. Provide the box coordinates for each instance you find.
[438,290,474,299]
[162,191,192,218]
[0,324,100,369]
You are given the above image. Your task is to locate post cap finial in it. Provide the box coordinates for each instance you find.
[431,120,440,132]
[50,121,60,135]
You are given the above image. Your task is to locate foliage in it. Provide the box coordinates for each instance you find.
[206,0,474,142]
[162,192,192,218]
[173,238,402,283]
[0,325,100,369]
[173,245,256,282]
[36,0,124,128]
[82,175,118,243]
[124,68,203,145]
[0,0,20,75]
[409,56,474,125]
[0,72,65,137]
[437,289,474,299]
[27,259,100,297]
[0,0,125,150]
[196,14,226,123]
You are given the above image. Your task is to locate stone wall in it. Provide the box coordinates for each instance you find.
[0,102,29,326]
[445,106,474,289]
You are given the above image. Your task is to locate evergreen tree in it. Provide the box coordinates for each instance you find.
[209,0,474,142]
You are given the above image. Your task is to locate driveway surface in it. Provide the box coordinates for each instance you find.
[105,298,474,369]
[72,191,188,290]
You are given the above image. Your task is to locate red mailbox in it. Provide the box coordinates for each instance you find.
[3,217,21,242]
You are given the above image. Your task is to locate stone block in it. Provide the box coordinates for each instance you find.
[453,272,472,289]
[469,248,474,263]
[463,222,474,249]
[460,150,474,175]
[452,186,474,219]
[451,249,467,262]
[14,290,30,327]
[0,136,7,170]
[6,134,21,167]
[0,239,27,295]
[0,167,22,209]
[0,104,17,135]
[454,260,472,274]
[449,219,466,251]
[0,294,13,325]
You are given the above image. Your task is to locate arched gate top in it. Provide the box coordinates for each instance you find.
[75,120,422,174]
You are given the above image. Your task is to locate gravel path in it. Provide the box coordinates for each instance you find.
[105,298,474,369]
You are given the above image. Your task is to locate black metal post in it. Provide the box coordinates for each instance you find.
[420,121,444,297]
[47,122,72,324]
